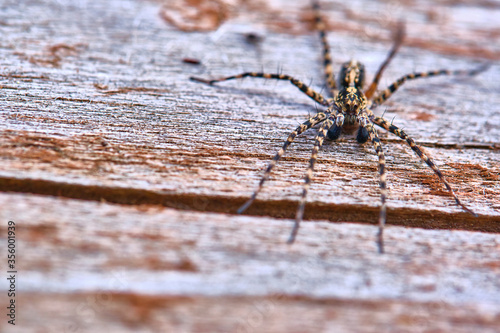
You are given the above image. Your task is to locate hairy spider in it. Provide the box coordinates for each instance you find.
[191,1,485,253]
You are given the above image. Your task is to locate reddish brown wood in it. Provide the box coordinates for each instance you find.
[0,0,499,331]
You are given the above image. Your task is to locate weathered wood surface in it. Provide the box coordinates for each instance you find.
[2,192,500,332]
[0,0,499,331]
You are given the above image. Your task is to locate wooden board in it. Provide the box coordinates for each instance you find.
[2,192,500,332]
[0,0,499,331]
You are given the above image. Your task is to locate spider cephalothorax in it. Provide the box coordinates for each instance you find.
[335,60,368,118]
[329,62,370,142]
[335,87,367,115]
[338,60,366,88]
[191,0,483,253]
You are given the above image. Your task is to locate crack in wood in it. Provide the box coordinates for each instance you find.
[0,176,498,233]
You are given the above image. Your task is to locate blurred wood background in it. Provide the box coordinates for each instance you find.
[0,0,499,332]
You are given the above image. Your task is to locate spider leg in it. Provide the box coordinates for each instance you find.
[371,115,477,217]
[312,0,336,94]
[191,72,330,106]
[361,116,388,254]
[288,116,334,244]
[237,111,328,214]
[364,22,405,99]
[371,65,489,107]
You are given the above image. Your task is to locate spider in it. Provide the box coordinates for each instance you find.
[191,1,485,253]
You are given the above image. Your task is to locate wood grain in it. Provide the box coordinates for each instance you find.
[2,192,500,332]
[0,0,499,331]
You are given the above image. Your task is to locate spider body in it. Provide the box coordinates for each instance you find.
[191,1,484,253]
[330,61,369,141]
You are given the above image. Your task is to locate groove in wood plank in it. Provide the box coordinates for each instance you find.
[0,176,498,233]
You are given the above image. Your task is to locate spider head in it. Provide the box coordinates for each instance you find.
[335,87,367,117]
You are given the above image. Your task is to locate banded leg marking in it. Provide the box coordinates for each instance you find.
[237,112,328,214]
[372,116,476,216]
[372,67,488,107]
[364,23,405,100]
[288,117,334,244]
[313,1,336,93]
[191,72,330,106]
[363,119,388,254]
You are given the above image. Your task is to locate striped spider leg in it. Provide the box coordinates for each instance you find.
[312,0,337,94]
[191,0,484,253]
[368,113,477,217]
[237,111,328,214]
[190,72,331,107]
[371,65,490,108]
